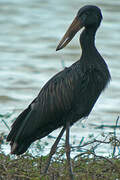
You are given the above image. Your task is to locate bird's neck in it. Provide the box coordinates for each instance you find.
[80,27,97,56]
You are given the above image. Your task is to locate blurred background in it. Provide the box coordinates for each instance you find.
[0,0,120,155]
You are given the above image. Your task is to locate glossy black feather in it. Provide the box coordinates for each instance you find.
[7,5,111,155]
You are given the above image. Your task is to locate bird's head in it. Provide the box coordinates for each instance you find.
[56,5,102,51]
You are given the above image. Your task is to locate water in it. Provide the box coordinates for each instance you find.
[0,0,120,155]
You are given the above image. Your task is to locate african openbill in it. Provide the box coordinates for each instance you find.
[7,5,111,179]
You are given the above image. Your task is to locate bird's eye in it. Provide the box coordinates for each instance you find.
[80,13,87,23]
[81,11,90,21]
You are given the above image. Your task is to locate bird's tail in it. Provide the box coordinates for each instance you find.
[6,107,33,155]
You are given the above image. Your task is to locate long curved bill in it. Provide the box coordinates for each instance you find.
[56,16,83,51]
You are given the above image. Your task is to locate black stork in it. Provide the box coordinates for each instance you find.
[7,5,111,179]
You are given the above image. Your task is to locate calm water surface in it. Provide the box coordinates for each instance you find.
[0,0,120,155]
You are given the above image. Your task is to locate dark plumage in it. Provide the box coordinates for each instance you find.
[7,5,110,160]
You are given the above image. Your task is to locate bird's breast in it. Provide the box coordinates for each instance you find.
[70,66,110,122]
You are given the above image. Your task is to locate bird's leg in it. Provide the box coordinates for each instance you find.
[43,127,65,174]
[65,121,74,180]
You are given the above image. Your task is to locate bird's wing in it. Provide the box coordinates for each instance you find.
[27,68,77,129]
[7,66,94,155]
[8,64,95,145]
[7,67,86,143]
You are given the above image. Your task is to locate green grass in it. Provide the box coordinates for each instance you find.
[0,114,120,179]
[0,150,120,180]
